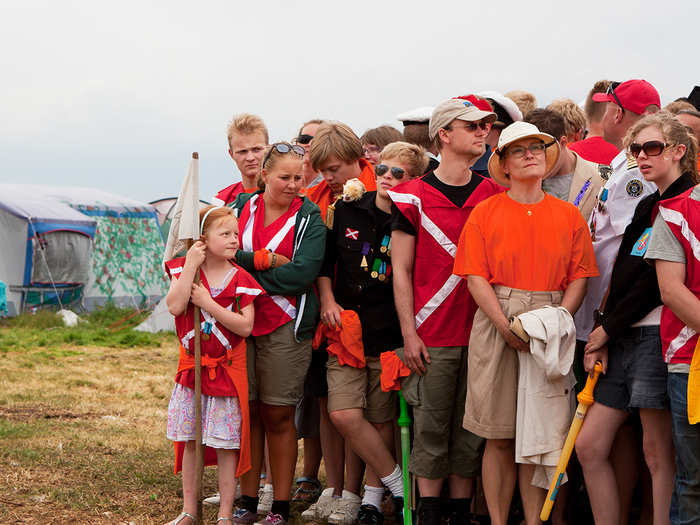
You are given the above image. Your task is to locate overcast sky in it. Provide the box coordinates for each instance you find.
[1,0,698,204]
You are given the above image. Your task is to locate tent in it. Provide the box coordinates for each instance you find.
[0,185,169,316]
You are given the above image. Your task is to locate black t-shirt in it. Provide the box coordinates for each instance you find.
[391,171,484,236]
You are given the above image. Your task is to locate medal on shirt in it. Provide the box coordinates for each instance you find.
[361,242,370,271]
[378,261,387,281]
[379,235,390,254]
[371,258,381,279]
[202,321,212,341]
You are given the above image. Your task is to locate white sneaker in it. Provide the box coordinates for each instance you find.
[301,487,337,521]
[203,492,220,506]
[257,485,273,515]
[327,490,361,525]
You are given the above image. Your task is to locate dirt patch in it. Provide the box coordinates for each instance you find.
[0,405,103,422]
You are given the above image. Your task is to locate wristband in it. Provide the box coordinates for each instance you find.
[271,253,277,268]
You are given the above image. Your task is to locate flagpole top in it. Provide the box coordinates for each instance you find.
[192,152,199,159]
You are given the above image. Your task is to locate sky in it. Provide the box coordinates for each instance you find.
[1,0,698,204]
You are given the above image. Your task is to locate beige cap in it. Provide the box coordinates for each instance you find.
[428,98,497,140]
[487,121,560,188]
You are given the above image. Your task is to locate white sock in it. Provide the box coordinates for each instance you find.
[380,464,403,498]
[361,485,384,510]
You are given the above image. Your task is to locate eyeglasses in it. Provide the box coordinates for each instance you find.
[629,140,670,158]
[447,120,492,132]
[363,145,381,157]
[607,81,624,112]
[375,164,405,180]
[295,134,313,145]
[262,142,305,168]
[503,141,553,159]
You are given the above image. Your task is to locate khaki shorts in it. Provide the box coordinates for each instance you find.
[247,321,312,407]
[463,286,562,439]
[326,355,397,423]
[398,345,484,479]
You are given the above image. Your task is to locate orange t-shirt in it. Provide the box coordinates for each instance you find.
[454,192,598,291]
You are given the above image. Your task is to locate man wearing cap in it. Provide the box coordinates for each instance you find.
[397,106,440,173]
[389,97,503,524]
[454,121,597,525]
[574,80,661,366]
[454,95,500,178]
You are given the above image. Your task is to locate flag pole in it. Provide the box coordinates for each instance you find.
[189,152,205,523]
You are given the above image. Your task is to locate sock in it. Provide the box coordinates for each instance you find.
[271,500,290,521]
[361,485,385,510]
[380,464,404,498]
[240,495,258,514]
[450,498,471,516]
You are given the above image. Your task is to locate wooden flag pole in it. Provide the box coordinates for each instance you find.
[190,152,204,524]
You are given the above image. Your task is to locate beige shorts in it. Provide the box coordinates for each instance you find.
[398,345,484,479]
[326,355,397,423]
[463,286,562,439]
[247,321,312,407]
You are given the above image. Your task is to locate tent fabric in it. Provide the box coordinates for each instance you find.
[31,230,92,285]
[134,297,175,333]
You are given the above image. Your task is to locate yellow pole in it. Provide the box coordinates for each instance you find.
[540,362,603,521]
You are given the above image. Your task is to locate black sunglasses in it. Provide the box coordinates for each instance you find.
[296,134,313,145]
[629,140,670,158]
[262,142,305,168]
[608,81,624,112]
[375,164,405,180]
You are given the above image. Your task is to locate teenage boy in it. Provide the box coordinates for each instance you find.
[308,122,377,222]
[212,113,269,205]
[646,183,700,525]
[389,98,503,525]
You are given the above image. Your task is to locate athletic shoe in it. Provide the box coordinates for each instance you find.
[328,491,362,525]
[254,512,287,525]
[301,487,337,521]
[358,504,384,525]
[231,508,257,524]
[257,487,273,515]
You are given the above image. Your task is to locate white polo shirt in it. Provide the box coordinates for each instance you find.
[574,149,656,341]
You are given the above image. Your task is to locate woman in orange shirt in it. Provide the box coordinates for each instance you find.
[453,122,598,525]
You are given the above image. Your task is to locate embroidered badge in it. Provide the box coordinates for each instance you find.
[573,180,591,207]
[626,179,643,197]
[598,165,612,181]
[630,227,652,256]
[345,228,359,240]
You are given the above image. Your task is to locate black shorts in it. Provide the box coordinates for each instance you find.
[594,326,668,411]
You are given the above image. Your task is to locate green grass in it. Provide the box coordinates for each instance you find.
[0,304,176,350]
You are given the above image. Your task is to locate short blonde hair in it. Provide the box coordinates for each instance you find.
[309,121,363,172]
[379,141,428,179]
[664,100,697,115]
[624,111,698,181]
[547,98,587,142]
[226,113,269,149]
[584,80,612,124]
[505,90,537,118]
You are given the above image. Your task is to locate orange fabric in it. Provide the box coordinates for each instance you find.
[305,158,377,221]
[379,350,411,392]
[172,339,251,477]
[454,193,599,291]
[312,310,366,368]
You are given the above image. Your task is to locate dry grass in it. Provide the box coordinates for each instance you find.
[0,339,318,524]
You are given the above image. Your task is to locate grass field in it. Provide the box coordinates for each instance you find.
[0,307,313,524]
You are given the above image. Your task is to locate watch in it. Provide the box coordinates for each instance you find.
[593,309,604,325]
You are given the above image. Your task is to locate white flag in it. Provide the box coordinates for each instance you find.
[163,154,200,268]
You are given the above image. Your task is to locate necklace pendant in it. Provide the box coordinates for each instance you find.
[527,210,532,216]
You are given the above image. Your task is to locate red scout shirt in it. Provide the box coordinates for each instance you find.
[388,175,503,346]
[213,181,258,206]
[656,188,700,365]
[237,193,303,336]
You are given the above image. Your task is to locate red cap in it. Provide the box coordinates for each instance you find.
[453,94,493,113]
[592,79,660,115]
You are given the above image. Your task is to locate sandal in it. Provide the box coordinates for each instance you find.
[165,512,196,525]
[292,476,322,503]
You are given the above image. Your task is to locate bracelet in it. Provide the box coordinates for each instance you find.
[271,253,277,268]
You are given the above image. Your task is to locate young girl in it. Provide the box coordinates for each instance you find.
[164,205,264,525]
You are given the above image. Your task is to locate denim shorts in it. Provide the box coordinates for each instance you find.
[595,325,668,410]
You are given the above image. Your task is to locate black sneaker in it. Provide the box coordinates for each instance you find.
[391,497,404,524]
[358,504,384,525]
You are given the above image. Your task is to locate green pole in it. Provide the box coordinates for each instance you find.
[398,391,413,525]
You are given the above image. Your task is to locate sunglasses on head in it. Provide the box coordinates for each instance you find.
[296,134,313,145]
[375,164,405,180]
[629,140,670,158]
[262,142,305,168]
[607,81,624,112]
